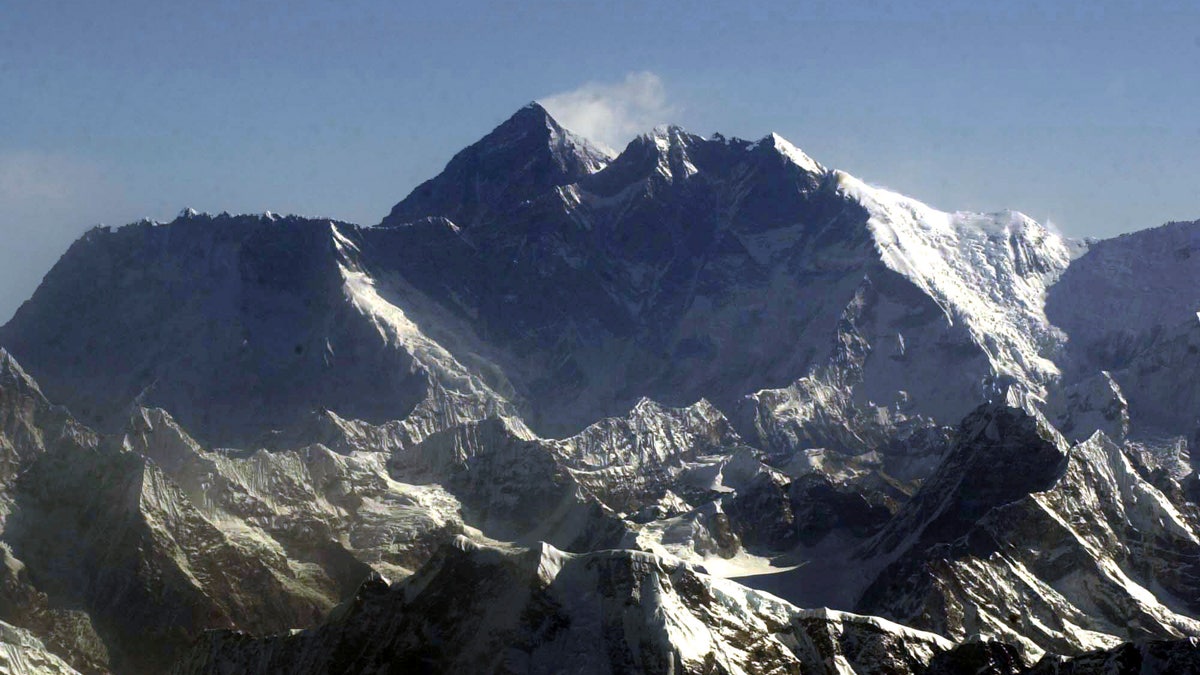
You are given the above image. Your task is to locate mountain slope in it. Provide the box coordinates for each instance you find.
[1046,219,1200,439]
[0,105,1081,456]
[855,405,1200,658]
[0,102,1197,674]
[0,621,82,675]
[171,536,955,675]
[383,102,612,227]
[0,213,523,449]
[0,215,424,446]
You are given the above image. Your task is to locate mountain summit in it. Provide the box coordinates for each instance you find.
[1,104,1079,447]
[383,102,612,227]
[0,103,1197,674]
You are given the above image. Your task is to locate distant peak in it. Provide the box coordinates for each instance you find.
[382,102,612,226]
[646,124,691,142]
[758,132,824,174]
[0,348,44,398]
[520,100,551,116]
[498,101,560,136]
[178,207,200,219]
[636,125,700,181]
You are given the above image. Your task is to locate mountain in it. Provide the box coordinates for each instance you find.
[170,536,956,675]
[0,621,82,675]
[855,405,1200,658]
[0,213,521,448]
[0,349,363,674]
[0,106,1078,454]
[383,102,612,227]
[1047,219,1200,442]
[0,103,1197,673]
[1024,638,1200,674]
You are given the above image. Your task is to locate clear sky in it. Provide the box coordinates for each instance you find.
[2,0,1198,321]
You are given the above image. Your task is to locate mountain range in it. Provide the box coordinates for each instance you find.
[0,102,1197,674]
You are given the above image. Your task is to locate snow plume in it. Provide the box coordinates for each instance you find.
[540,71,677,152]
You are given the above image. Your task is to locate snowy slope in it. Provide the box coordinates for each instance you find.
[856,406,1200,658]
[835,171,1081,399]
[0,102,1196,674]
[171,537,955,675]
[0,622,81,675]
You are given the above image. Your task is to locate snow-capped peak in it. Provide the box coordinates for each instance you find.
[832,168,1076,395]
[0,348,43,398]
[636,125,699,180]
[761,132,824,174]
[647,123,688,139]
[383,102,613,226]
[524,101,617,166]
[546,118,614,173]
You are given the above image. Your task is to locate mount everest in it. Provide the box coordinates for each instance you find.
[0,102,1198,674]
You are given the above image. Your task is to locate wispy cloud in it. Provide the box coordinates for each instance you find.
[539,71,678,151]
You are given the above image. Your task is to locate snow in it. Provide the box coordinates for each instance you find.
[547,120,615,172]
[0,622,81,675]
[646,126,698,180]
[331,223,524,445]
[834,169,1076,396]
[629,506,799,578]
[766,132,824,174]
[8,105,1200,673]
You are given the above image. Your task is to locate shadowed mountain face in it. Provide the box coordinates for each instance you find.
[854,405,1200,657]
[0,104,1198,674]
[384,103,612,228]
[1047,219,1200,440]
[170,536,956,675]
[0,216,431,445]
[1,105,1074,449]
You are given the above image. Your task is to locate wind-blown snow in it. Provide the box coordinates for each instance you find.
[835,170,1079,395]
[767,132,824,174]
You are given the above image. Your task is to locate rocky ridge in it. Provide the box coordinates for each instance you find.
[0,103,1196,673]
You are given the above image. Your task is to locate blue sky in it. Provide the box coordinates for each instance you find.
[2,0,1198,320]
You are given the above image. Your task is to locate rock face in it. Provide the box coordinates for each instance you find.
[1024,638,1200,674]
[170,537,955,675]
[856,406,1200,659]
[0,621,82,675]
[384,102,612,227]
[1,107,1077,454]
[0,103,1198,673]
[0,350,352,674]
